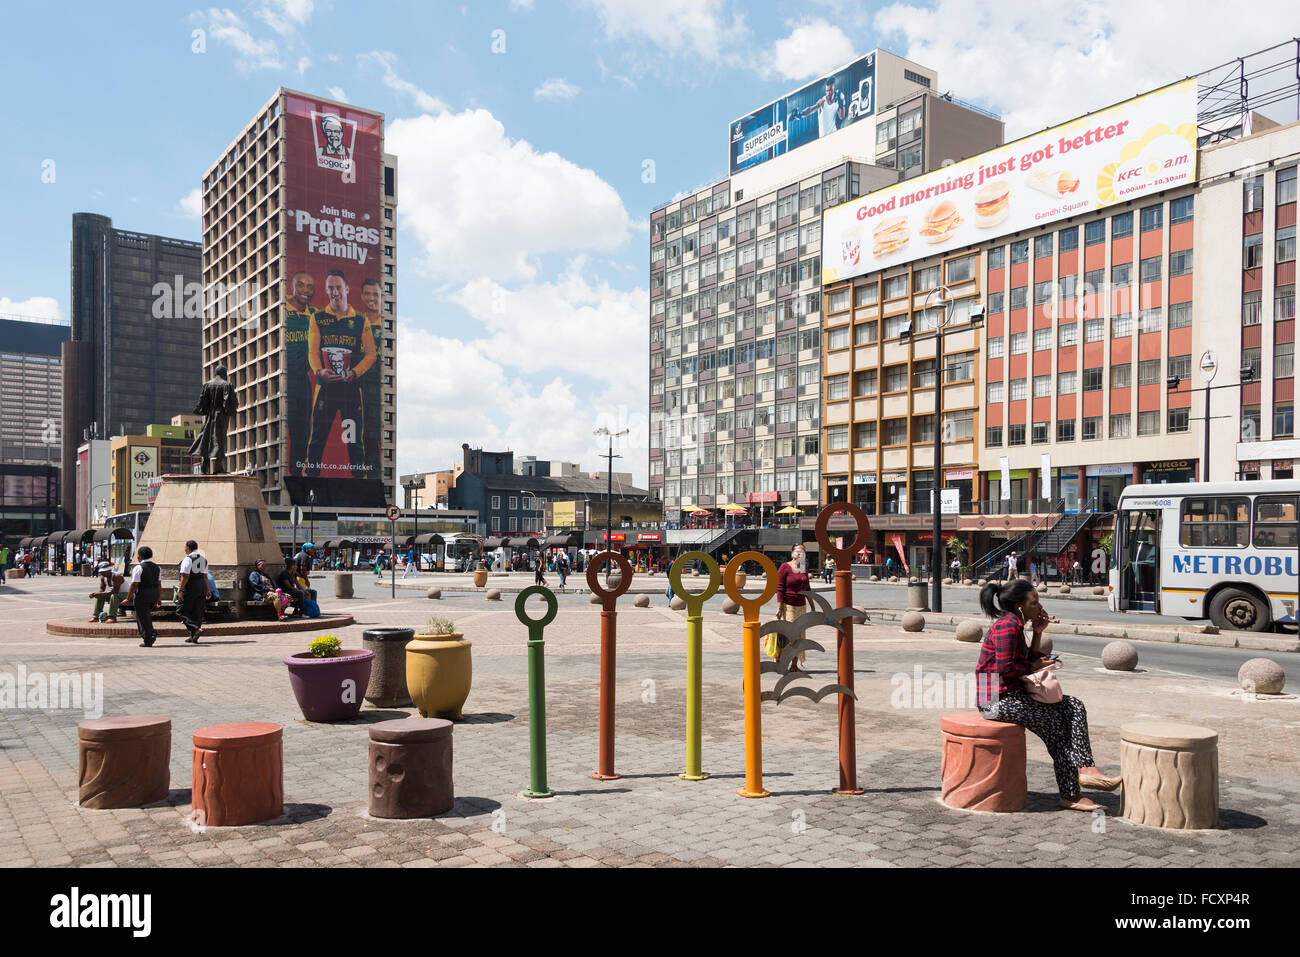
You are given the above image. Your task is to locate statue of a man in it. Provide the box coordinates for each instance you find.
[190,364,238,475]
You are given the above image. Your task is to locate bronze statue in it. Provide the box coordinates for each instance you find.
[190,364,238,475]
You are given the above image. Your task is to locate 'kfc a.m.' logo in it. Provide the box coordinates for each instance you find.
[311,111,357,173]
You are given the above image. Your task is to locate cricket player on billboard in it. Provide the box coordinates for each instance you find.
[306,268,377,472]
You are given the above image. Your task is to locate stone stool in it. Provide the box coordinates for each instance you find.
[940,712,1027,812]
[192,722,284,827]
[1120,721,1218,829]
[78,715,171,809]
[362,627,415,707]
[368,718,454,819]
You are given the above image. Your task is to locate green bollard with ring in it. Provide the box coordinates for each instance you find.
[669,552,721,781]
[515,585,558,798]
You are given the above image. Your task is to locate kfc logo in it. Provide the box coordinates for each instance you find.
[841,238,861,267]
[311,111,356,173]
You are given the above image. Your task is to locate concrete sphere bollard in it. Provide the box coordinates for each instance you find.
[943,577,954,585]
[485,588,502,601]
[1092,585,1105,595]
[901,611,925,632]
[870,575,879,582]
[954,620,983,642]
[722,599,740,615]
[426,587,442,600]
[1035,582,1048,593]
[670,596,687,611]
[633,594,650,608]
[1057,584,1071,594]
[889,576,899,583]
[963,578,974,586]
[589,593,602,604]
[1238,658,1286,695]
[977,579,987,586]
[1101,640,1138,671]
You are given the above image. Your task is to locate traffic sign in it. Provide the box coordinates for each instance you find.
[386,505,402,522]
[290,505,304,527]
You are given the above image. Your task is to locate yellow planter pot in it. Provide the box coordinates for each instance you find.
[472,570,488,588]
[405,633,473,720]
[736,572,747,589]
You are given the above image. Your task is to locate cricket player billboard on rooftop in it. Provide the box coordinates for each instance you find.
[283,93,385,498]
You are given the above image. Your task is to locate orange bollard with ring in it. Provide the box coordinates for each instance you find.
[587,550,633,780]
[723,551,779,798]
[815,502,872,795]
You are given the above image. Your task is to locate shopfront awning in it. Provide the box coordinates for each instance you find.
[483,537,507,549]
[544,534,578,547]
[92,527,132,542]
[514,537,540,548]
[413,533,444,546]
[321,538,356,549]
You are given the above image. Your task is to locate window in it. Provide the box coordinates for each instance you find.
[1056,419,1076,442]
[1033,328,1052,352]
[1009,286,1027,310]
[1109,413,1130,438]
[1085,221,1106,245]
[1169,249,1193,277]
[988,335,1005,358]
[1276,342,1295,379]
[1058,227,1079,252]
[1137,410,1160,436]
[987,291,1004,314]
[1008,424,1026,446]
[1034,235,1054,259]
[885,364,909,392]
[1244,233,1263,269]
[1011,332,1028,354]
[884,275,909,299]
[1168,407,1189,433]
[854,421,877,448]
[986,425,1003,446]
[855,369,878,396]
[827,288,851,313]
[1112,313,1133,338]
[1278,166,1299,205]
[1168,354,1191,381]
[1138,307,1162,334]
[946,351,975,382]
[1083,267,1104,294]
[1033,374,1051,398]
[1059,274,1078,300]
[1168,301,1192,329]
[1242,404,1261,440]
[1058,323,1078,347]
[987,380,1004,404]
[1032,422,1049,444]
[1244,175,1264,212]
[1243,347,1261,380]
[1084,317,1105,342]
[1278,226,1297,264]
[854,321,878,345]
[1111,212,1133,238]
[1010,240,1029,264]
[1180,497,1249,548]
[913,359,937,388]
[914,266,940,291]
[1082,416,1101,440]
[1242,290,1262,326]
[1278,285,1296,321]
[913,415,936,443]
[827,426,849,451]
[1110,363,1131,389]
[884,418,908,445]
[1111,262,1131,286]
[1140,204,1163,232]
[1274,403,1295,438]
[491,495,501,509]
[508,496,518,510]
[1034,280,1053,305]
[1058,371,1077,394]
[946,410,974,440]
[1254,495,1298,547]
[988,246,1005,270]
[1140,256,1162,284]
[1009,378,1028,401]
[946,256,975,283]
[884,315,911,339]
[827,374,850,400]
[855,284,879,307]
[1170,196,1194,224]
[1083,367,1103,391]
[828,327,850,350]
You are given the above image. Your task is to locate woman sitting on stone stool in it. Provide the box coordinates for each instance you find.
[976,579,1121,811]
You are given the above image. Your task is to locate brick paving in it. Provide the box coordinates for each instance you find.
[1,576,1298,867]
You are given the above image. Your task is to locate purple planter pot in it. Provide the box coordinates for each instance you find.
[284,649,376,722]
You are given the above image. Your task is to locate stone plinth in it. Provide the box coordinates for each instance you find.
[940,713,1027,812]
[191,722,283,827]
[1120,721,1218,829]
[363,628,414,708]
[368,718,454,819]
[78,715,171,809]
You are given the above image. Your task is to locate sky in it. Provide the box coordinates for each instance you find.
[0,0,1294,487]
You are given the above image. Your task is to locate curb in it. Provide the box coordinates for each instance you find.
[45,613,356,638]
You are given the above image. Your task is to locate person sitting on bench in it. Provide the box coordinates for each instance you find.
[89,562,128,622]
[276,558,309,617]
[248,559,290,619]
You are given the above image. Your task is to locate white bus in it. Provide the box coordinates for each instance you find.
[1109,480,1299,631]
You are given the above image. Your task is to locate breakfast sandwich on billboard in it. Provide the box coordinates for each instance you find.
[1025,169,1081,198]
[974,180,1011,229]
[919,200,963,245]
[872,216,910,256]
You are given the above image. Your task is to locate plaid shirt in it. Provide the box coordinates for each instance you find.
[976,613,1036,709]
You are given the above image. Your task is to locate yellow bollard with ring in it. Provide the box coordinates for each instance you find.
[669,552,721,781]
[723,551,779,798]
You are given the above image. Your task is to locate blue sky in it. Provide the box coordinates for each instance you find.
[0,0,1291,485]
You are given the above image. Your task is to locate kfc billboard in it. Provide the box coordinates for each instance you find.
[283,94,385,498]
[822,79,1199,283]
[729,53,875,175]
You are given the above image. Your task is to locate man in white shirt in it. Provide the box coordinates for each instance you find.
[177,539,211,644]
[799,78,846,138]
[127,546,163,647]
[1005,551,1018,581]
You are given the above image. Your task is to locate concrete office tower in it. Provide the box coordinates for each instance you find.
[201,88,398,508]
[0,318,68,466]
[649,50,1003,526]
[63,213,202,525]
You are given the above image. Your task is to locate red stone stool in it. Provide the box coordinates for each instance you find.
[940,712,1027,812]
[78,715,171,809]
[368,718,454,819]
[191,722,283,827]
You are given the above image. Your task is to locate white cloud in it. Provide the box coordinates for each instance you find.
[767,19,856,81]
[873,0,1296,138]
[193,8,282,70]
[0,296,62,324]
[533,77,581,101]
[509,0,534,9]
[255,0,314,36]
[178,187,203,219]
[387,109,634,282]
[296,55,311,75]
[576,0,748,62]
[327,86,349,103]
[358,50,447,113]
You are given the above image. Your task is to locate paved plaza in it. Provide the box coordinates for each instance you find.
[1,575,1298,868]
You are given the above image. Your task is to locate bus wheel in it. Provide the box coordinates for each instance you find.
[1208,588,1270,632]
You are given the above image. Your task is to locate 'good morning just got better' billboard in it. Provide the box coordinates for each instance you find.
[822,79,1199,283]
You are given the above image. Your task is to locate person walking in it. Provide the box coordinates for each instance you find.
[774,544,812,672]
[402,543,418,579]
[534,558,547,587]
[0,544,8,585]
[556,552,569,589]
[823,556,835,584]
[1071,557,1083,585]
[126,546,162,648]
[976,579,1121,810]
[1005,550,1018,582]
[177,539,210,644]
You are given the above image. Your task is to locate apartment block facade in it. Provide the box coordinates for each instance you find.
[0,318,67,467]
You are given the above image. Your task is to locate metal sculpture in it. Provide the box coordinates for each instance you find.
[668,552,721,781]
[515,586,558,798]
[723,551,779,798]
[586,551,633,780]
[758,590,864,705]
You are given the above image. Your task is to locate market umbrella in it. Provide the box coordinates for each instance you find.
[722,503,747,512]
[776,506,803,514]
[688,509,711,517]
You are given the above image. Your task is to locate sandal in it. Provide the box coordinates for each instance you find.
[1079,773,1122,791]
[1059,796,1103,811]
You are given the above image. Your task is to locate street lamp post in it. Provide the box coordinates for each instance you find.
[907,287,985,613]
[1167,362,1256,481]
[593,427,630,572]
[307,488,316,546]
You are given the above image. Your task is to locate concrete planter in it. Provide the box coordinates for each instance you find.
[472,570,488,588]
[284,649,375,722]
[406,633,473,720]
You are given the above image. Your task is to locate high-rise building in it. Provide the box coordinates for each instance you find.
[650,50,1003,531]
[0,318,68,466]
[201,88,397,509]
[62,214,202,525]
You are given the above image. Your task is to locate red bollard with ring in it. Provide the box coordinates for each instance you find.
[586,550,633,780]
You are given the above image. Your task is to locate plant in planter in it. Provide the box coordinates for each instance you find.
[283,634,375,722]
[406,616,473,720]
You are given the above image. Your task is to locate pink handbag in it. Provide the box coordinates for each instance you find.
[1021,660,1063,703]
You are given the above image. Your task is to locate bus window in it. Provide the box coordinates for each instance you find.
[1253,495,1299,548]
[1180,496,1249,548]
